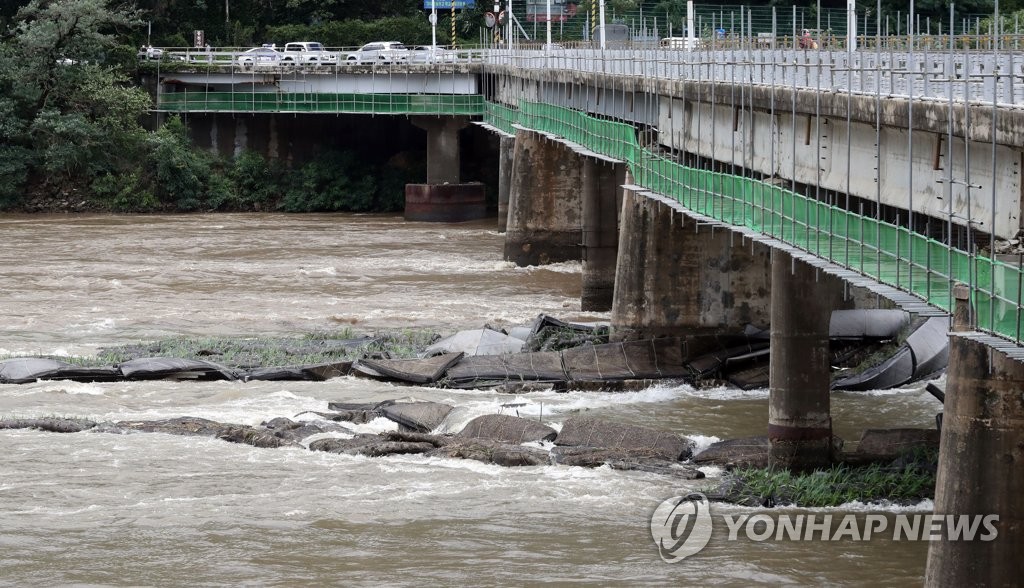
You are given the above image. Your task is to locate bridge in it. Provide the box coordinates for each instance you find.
[150,37,1024,584]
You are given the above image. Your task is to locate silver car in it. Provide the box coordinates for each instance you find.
[346,41,410,64]
[237,47,283,69]
[409,45,456,63]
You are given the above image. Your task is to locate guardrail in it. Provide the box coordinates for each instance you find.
[140,46,486,68]
[484,46,1024,107]
[157,92,484,115]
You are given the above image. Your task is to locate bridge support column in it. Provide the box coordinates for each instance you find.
[413,116,465,184]
[924,285,1024,587]
[406,116,486,222]
[580,159,624,311]
[768,251,842,472]
[610,187,771,342]
[497,135,514,232]
[504,129,583,266]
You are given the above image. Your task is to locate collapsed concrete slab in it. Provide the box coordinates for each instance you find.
[691,436,771,469]
[380,401,454,432]
[118,357,239,381]
[352,352,463,384]
[554,416,695,460]
[457,414,557,444]
[444,350,565,388]
[0,358,120,384]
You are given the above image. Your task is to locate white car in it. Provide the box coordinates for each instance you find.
[280,42,339,66]
[237,47,283,69]
[409,45,456,63]
[346,42,410,64]
[137,46,164,60]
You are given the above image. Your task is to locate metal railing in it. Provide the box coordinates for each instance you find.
[485,45,1024,107]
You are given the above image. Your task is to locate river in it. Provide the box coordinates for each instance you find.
[0,213,939,585]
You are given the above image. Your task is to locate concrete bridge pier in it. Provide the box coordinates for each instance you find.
[924,285,1024,586]
[497,135,514,232]
[580,160,624,311]
[405,116,487,222]
[504,129,583,265]
[610,187,771,344]
[768,251,846,471]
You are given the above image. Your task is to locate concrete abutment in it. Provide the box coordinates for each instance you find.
[504,129,583,266]
[924,285,1024,586]
[609,187,772,342]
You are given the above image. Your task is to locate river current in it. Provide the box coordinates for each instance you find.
[0,213,939,585]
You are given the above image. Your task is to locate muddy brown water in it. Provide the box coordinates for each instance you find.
[0,213,938,585]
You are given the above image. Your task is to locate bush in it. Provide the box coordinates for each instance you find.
[91,171,158,211]
[279,150,377,212]
[0,145,33,209]
[146,116,226,211]
[230,150,281,210]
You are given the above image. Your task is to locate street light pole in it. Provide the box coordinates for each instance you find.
[432,0,437,47]
[546,0,551,47]
[847,0,856,51]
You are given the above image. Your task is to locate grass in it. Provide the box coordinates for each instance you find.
[711,448,938,507]
[1,327,445,369]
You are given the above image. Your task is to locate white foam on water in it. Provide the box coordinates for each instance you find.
[677,384,770,400]
[519,261,583,274]
[697,465,724,478]
[296,266,337,276]
[425,384,695,433]
[687,434,722,455]
[40,381,106,396]
[67,318,118,333]
[834,384,932,398]
[346,416,399,435]
[833,498,935,512]
[525,383,694,414]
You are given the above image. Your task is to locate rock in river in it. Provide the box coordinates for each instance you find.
[457,414,557,444]
[554,416,695,460]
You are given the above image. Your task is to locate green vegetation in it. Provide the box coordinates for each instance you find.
[93,329,442,367]
[712,452,938,508]
[1,328,445,368]
[0,0,430,214]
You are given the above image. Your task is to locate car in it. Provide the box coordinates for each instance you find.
[409,45,456,63]
[280,42,339,66]
[237,46,283,69]
[659,37,703,50]
[346,41,410,64]
[137,46,164,60]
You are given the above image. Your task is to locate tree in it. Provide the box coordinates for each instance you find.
[0,0,151,205]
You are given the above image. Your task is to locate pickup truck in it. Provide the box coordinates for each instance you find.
[280,42,339,65]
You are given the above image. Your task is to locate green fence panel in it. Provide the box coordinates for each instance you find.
[487,97,1015,341]
[158,92,484,115]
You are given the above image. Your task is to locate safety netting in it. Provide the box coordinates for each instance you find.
[485,99,1024,344]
